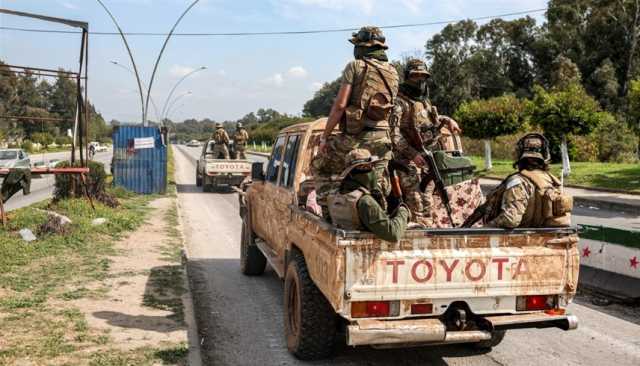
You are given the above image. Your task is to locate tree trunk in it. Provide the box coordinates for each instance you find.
[561,135,571,177]
[484,139,493,171]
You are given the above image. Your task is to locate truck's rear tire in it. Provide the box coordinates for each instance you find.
[472,330,506,350]
[284,250,336,360]
[195,165,203,187]
[240,216,266,275]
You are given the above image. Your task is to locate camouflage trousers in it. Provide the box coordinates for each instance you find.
[397,162,434,226]
[235,144,247,160]
[311,129,392,213]
[212,145,229,159]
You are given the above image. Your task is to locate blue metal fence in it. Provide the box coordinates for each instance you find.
[112,126,167,194]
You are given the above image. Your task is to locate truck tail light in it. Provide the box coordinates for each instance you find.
[516,295,556,311]
[351,301,399,318]
[410,303,433,315]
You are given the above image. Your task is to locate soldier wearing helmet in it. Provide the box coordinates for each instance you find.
[312,26,399,214]
[327,149,410,242]
[390,58,461,226]
[233,122,249,159]
[212,122,230,159]
[484,133,572,228]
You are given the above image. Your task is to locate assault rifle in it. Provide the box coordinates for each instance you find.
[403,124,456,227]
[461,179,510,228]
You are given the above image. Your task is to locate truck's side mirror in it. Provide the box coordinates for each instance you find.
[251,162,265,181]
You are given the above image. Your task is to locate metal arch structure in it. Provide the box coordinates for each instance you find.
[0,8,89,166]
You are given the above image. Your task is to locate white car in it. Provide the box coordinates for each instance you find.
[0,149,31,169]
[89,142,108,152]
[186,140,202,147]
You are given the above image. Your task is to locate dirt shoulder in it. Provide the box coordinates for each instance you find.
[0,195,196,365]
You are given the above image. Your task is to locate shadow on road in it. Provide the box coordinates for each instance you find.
[186,257,491,366]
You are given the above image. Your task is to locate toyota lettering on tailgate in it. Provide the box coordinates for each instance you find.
[384,257,528,284]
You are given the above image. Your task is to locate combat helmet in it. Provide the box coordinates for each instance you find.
[339,149,380,180]
[405,58,431,78]
[349,26,388,49]
[215,122,223,129]
[236,122,244,129]
[516,133,550,163]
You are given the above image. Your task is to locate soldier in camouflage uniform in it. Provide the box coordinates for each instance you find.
[211,122,230,159]
[486,134,572,228]
[328,149,410,241]
[390,59,461,226]
[233,123,249,160]
[312,26,399,214]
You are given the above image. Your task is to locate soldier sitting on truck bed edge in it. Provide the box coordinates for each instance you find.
[465,134,572,229]
[328,149,410,242]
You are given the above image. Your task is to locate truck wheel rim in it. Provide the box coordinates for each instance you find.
[287,275,301,338]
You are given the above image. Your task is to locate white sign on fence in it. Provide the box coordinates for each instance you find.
[134,137,155,150]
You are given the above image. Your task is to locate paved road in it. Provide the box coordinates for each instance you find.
[174,145,640,366]
[2,150,112,211]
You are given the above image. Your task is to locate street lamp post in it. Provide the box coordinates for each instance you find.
[144,0,201,125]
[110,61,162,122]
[160,66,206,120]
[96,0,145,124]
[163,91,192,121]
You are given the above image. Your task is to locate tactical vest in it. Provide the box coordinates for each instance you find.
[213,129,228,144]
[344,59,399,135]
[234,130,248,145]
[405,95,441,148]
[488,170,572,227]
[327,188,368,230]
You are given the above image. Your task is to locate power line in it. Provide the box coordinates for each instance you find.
[0,8,546,37]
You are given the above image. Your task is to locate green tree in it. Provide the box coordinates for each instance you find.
[529,84,605,174]
[32,132,54,149]
[628,79,640,154]
[454,95,526,170]
[589,58,620,110]
[303,78,341,117]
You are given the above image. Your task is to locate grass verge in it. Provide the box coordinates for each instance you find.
[470,156,640,193]
[0,184,187,365]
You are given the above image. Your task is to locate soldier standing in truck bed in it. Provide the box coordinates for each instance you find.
[312,26,399,216]
[390,58,461,226]
[233,123,249,159]
[212,122,230,159]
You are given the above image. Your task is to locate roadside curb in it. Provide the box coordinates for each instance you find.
[480,178,640,214]
[482,175,640,196]
[247,151,270,158]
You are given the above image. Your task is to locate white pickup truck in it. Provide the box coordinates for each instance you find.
[196,139,251,191]
[239,119,580,360]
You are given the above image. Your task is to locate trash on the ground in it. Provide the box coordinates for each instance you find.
[92,218,108,226]
[19,228,37,242]
[588,206,600,210]
[38,212,72,235]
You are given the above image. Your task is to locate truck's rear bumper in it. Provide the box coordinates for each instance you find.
[346,313,578,347]
[205,174,247,186]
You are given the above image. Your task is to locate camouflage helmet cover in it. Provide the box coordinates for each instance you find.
[517,133,550,163]
[215,122,223,128]
[405,58,431,77]
[339,148,380,180]
[236,122,244,129]
[349,26,388,49]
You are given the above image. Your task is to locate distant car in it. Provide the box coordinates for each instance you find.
[187,140,201,147]
[89,142,108,152]
[0,149,30,169]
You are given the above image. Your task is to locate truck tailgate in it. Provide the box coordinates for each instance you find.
[344,230,579,304]
[205,159,251,174]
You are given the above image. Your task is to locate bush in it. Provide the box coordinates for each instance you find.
[55,136,72,146]
[54,160,118,207]
[594,114,638,163]
[21,140,33,152]
[455,95,526,140]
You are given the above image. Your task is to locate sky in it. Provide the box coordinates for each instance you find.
[0,0,547,123]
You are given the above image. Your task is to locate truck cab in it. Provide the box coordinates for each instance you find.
[238,119,579,360]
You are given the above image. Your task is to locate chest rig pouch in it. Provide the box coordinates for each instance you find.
[344,59,399,135]
[327,188,368,230]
